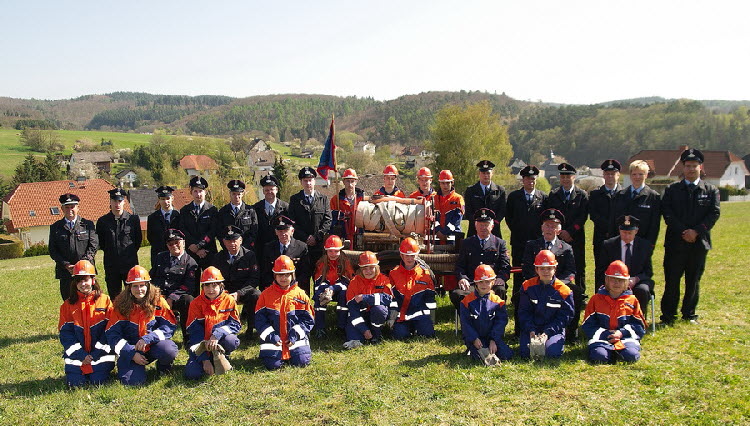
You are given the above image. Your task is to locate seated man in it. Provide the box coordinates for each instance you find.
[261,216,311,291]
[150,229,198,336]
[452,208,510,308]
[522,208,582,341]
[582,260,647,364]
[211,226,261,340]
[518,250,575,359]
[599,215,654,315]
[460,265,514,363]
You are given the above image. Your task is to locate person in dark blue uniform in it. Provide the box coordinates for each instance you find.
[660,148,720,325]
[599,215,654,316]
[150,229,198,337]
[463,160,507,239]
[252,175,289,263]
[611,160,661,248]
[546,163,589,292]
[179,176,218,270]
[261,216,311,292]
[216,180,259,252]
[452,208,511,309]
[288,167,332,287]
[147,186,180,267]
[589,159,623,286]
[49,193,99,300]
[96,188,142,299]
[211,225,262,340]
[522,208,582,340]
[505,165,547,324]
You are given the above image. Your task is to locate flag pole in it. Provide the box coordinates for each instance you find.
[333,113,340,212]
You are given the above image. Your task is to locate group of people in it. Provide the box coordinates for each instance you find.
[54,147,719,384]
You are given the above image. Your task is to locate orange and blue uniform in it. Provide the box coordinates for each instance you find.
[184,289,241,379]
[389,263,436,339]
[433,188,465,238]
[460,290,514,361]
[330,188,365,241]
[374,186,406,198]
[312,256,355,332]
[105,296,178,385]
[345,273,392,342]
[518,276,575,359]
[582,287,647,363]
[58,292,114,386]
[408,188,435,202]
[255,280,315,370]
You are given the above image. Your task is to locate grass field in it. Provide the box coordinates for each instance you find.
[0,203,748,424]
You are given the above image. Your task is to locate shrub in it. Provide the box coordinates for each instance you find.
[0,235,24,260]
[23,242,49,257]
[719,185,747,201]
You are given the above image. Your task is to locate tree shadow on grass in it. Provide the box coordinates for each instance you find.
[0,376,70,396]
[0,333,58,350]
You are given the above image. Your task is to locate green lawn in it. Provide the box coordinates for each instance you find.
[0,203,748,423]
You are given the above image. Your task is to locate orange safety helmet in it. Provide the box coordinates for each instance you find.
[324,235,344,251]
[438,170,454,182]
[383,164,399,176]
[605,260,630,279]
[342,168,359,180]
[474,264,497,282]
[358,251,379,267]
[200,266,225,284]
[72,260,96,276]
[399,237,420,255]
[272,255,296,273]
[417,167,433,179]
[126,265,151,284]
[534,250,558,267]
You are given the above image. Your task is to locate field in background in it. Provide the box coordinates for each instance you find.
[0,203,748,423]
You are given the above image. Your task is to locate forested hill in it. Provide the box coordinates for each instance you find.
[2,92,749,165]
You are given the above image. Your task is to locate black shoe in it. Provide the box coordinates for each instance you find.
[368,337,381,345]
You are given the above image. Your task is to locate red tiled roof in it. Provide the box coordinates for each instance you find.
[628,148,748,179]
[179,155,219,171]
[3,179,124,232]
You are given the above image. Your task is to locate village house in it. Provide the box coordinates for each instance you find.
[179,154,219,177]
[115,169,138,187]
[69,151,113,175]
[354,141,376,155]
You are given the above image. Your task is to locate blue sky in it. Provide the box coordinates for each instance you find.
[2,0,748,104]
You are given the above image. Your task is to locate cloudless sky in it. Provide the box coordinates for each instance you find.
[2,0,748,104]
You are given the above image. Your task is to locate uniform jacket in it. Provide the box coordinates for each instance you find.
[408,188,435,202]
[582,287,647,351]
[179,201,219,253]
[58,293,114,369]
[546,186,589,245]
[346,273,393,335]
[522,237,577,285]
[186,289,241,362]
[463,181,506,238]
[49,217,98,279]
[589,184,621,244]
[330,188,365,239]
[314,256,355,286]
[261,238,310,289]
[255,281,314,360]
[518,276,575,336]
[106,296,177,363]
[96,211,142,274]
[146,208,180,265]
[374,186,406,198]
[252,198,290,255]
[505,189,547,248]
[150,251,199,298]
[216,202,259,249]
[433,189,465,236]
[288,190,332,246]
[389,264,437,322]
[612,185,661,246]
[661,180,720,250]
[460,290,508,346]
[599,236,653,285]
[211,246,260,297]
[455,234,511,282]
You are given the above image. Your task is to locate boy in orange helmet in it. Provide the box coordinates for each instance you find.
[344,251,393,348]
[388,238,436,339]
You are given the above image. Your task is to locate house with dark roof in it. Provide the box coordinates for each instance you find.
[179,155,219,177]
[1,179,119,249]
[626,145,749,188]
[247,151,276,175]
[115,169,137,187]
[128,187,193,235]
[70,151,113,174]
